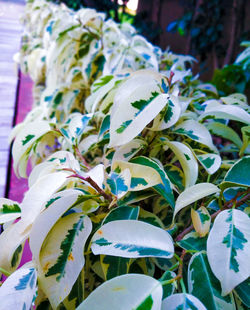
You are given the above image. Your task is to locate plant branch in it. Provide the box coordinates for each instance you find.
[73,145,91,169]
[161,250,186,286]
[68,173,113,202]
[175,190,250,242]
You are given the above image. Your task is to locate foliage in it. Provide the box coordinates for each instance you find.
[167,0,226,60]
[211,41,250,96]
[167,0,249,69]
[0,0,250,309]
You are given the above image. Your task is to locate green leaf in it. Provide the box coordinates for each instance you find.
[91,220,174,259]
[221,156,250,190]
[161,293,206,309]
[100,255,130,280]
[76,274,162,310]
[206,122,242,149]
[160,271,176,299]
[234,278,250,308]
[139,209,165,228]
[188,251,236,310]
[240,125,250,156]
[207,209,250,295]
[107,170,130,199]
[0,267,37,309]
[177,231,207,252]
[99,115,110,137]
[103,205,139,224]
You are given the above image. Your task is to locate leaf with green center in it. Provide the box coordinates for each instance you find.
[12,120,51,177]
[207,209,250,295]
[0,171,71,273]
[196,153,221,175]
[0,198,21,224]
[130,156,175,208]
[188,252,236,310]
[221,156,250,190]
[91,220,174,259]
[191,206,211,237]
[107,169,131,199]
[60,113,92,145]
[22,134,35,145]
[76,274,162,310]
[39,213,92,309]
[0,267,37,310]
[174,119,218,152]
[112,139,146,163]
[161,293,206,310]
[151,95,181,131]
[174,183,220,218]
[112,160,162,192]
[139,209,165,228]
[161,139,198,188]
[109,71,168,147]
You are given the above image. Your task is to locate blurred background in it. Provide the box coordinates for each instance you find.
[51,0,250,83]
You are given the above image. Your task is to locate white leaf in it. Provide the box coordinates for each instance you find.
[0,267,37,310]
[38,213,92,309]
[91,220,174,259]
[200,101,250,124]
[161,293,206,310]
[109,71,166,147]
[12,120,51,178]
[207,209,250,295]
[174,119,218,152]
[76,274,162,310]
[174,183,220,218]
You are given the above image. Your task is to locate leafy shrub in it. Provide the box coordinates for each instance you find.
[0,0,249,309]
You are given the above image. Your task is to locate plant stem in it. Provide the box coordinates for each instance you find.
[175,190,250,242]
[0,267,10,277]
[73,145,91,169]
[180,278,186,293]
[68,173,113,202]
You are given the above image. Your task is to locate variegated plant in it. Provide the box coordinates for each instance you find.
[0,0,249,309]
